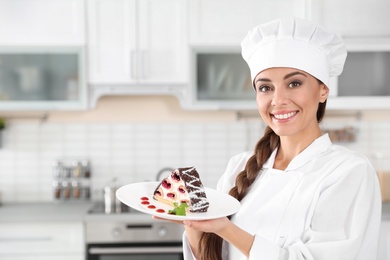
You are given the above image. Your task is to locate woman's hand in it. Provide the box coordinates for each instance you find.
[153,215,254,257]
[183,217,230,234]
[152,215,230,236]
[186,217,254,258]
[152,215,184,225]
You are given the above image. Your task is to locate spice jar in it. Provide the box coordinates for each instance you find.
[72,181,81,199]
[52,160,63,178]
[62,181,70,200]
[72,161,82,178]
[82,160,91,178]
[52,181,61,200]
[83,186,91,199]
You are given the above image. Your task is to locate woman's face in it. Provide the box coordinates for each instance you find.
[254,67,329,138]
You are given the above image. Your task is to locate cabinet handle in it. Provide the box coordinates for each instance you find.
[89,246,183,255]
[140,50,147,80]
[0,236,52,242]
[130,50,137,80]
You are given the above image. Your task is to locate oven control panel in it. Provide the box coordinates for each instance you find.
[86,221,184,243]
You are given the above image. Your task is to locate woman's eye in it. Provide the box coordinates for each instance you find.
[257,85,271,92]
[288,81,301,88]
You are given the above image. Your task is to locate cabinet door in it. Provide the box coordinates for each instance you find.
[378,220,390,260]
[0,48,87,111]
[0,256,83,260]
[189,0,304,45]
[310,0,390,38]
[138,0,187,84]
[87,0,137,84]
[0,0,85,46]
[0,222,84,256]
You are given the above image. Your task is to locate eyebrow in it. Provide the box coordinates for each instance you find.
[255,71,307,83]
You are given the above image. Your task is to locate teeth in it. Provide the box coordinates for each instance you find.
[274,112,296,119]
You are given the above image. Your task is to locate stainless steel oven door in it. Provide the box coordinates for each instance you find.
[87,242,184,260]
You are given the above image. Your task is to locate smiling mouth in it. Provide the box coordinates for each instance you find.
[273,111,297,120]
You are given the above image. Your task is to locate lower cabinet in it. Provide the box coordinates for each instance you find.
[379,220,390,260]
[0,222,84,260]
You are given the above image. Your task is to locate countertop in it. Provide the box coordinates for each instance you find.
[1,202,390,223]
[0,202,94,223]
[0,201,155,223]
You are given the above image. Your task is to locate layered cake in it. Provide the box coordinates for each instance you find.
[153,167,209,213]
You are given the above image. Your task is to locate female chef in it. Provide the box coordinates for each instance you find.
[181,17,382,260]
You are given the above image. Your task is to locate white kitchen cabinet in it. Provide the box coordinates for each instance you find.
[0,47,87,111]
[310,0,390,38]
[188,0,306,46]
[0,0,85,46]
[326,41,390,110]
[186,0,390,111]
[307,0,390,110]
[0,222,84,260]
[379,220,390,260]
[87,0,187,85]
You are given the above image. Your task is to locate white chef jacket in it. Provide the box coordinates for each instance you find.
[182,134,381,260]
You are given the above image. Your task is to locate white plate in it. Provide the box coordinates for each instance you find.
[116,182,241,221]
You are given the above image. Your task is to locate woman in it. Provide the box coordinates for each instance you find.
[181,17,382,259]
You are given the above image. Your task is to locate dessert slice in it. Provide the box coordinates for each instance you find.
[153,167,209,213]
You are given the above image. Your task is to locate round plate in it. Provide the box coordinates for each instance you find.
[116,182,241,221]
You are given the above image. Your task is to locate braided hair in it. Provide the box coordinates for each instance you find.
[197,99,327,260]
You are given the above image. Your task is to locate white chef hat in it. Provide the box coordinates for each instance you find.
[241,17,347,87]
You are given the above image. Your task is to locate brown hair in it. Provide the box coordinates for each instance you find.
[198,99,327,260]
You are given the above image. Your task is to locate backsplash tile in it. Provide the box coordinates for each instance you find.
[0,117,389,203]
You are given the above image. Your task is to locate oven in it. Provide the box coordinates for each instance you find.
[86,204,184,260]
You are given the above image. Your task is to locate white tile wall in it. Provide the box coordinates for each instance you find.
[0,117,389,203]
[0,121,265,203]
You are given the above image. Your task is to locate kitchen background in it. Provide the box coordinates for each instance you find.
[1,97,390,203]
[1,0,390,259]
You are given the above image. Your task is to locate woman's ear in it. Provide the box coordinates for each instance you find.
[319,83,329,103]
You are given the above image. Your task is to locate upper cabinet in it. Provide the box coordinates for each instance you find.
[310,0,390,39]
[187,0,390,110]
[0,0,389,111]
[87,0,188,107]
[0,0,87,111]
[0,47,87,111]
[0,0,85,46]
[186,0,306,110]
[327,46,390,110]
[87,0,187,85]
[309,0,390,110]
[188,0,305,46]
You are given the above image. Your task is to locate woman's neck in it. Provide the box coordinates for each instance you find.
[273,127,322,170]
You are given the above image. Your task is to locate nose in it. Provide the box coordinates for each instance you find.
[271,87,290,106]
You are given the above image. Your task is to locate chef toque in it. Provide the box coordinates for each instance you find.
[241,17,347,87]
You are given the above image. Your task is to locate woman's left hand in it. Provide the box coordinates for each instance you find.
[153,215,230,235]
[183,217,230,234]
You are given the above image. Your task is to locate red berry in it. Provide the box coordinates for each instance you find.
[171,172,181,181]
[162,179,171,189]
[167,193,175,198]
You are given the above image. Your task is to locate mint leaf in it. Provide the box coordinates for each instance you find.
[176,202,189,216]
[168,202,188,216]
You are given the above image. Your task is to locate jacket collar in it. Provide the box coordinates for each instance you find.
[262,134,332,171]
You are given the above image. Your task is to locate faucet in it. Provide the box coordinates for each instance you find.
[156,167,174,181]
